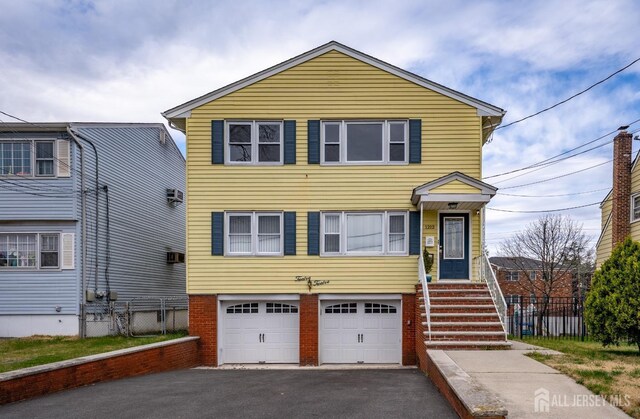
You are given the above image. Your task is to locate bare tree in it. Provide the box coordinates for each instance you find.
[499,214,591,333]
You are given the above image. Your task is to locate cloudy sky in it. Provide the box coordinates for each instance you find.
[1,0,639,254]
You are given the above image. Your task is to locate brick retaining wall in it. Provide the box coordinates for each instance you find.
[0,336,200,405]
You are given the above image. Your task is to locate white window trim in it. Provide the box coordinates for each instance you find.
[320,211,408,257]
[0,232,61,270]
[0,140,58,178]
[320,120,408,165]
[225,121,284,165]
[224,211,284,256]
[631,193,640,223]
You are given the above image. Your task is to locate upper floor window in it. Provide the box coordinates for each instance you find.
[0,233,59,269]
[321,120,407,165]
[505,271,519,281]
[321,211,407,256]
[226,121,282,165]
[0,140,57,177]
[225,212,283,256]
[632,194,640,222]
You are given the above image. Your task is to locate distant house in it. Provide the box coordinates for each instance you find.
[489,256,577,302]
[0,123,186,337]
[596,129,639,266]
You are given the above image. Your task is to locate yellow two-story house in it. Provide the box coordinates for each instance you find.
[163,42,507,367]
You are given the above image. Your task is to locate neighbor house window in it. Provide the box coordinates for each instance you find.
[225,212,282,256]
[0,142,32,175]
[529,271,537,281]
[321,211,407,256]
[505,271,519,281]
[35,142,55,176]
[505,295,520,305]
[321,120,407,164]
[0,140,58,177]
[632,194,640,222]
[0,233,59,269]
[226,121,282,164]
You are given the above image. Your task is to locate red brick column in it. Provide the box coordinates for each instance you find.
[189,294,217,366]
[402,293,416,366]
[299,294,319,366]
[415,285,428,373]
[612,130,632,247]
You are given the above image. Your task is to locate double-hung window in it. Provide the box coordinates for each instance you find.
[321,211,407,256]
[632,194,640,222]
[227,121,283,164]
[35,142,55,176]
[226,212,283,256]
[0,233,59,269]
[321,120,407,164]
[506,271,519,281]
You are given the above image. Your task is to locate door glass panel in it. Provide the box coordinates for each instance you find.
[443,217,464,259]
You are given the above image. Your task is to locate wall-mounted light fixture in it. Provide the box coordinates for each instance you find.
[447,202,458,210]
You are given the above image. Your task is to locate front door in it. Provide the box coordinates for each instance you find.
[439,213,469,279]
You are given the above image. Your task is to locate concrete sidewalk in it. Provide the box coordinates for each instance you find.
[443,342,630,418]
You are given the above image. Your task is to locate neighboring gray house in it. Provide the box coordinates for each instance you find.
[0,123,186,337]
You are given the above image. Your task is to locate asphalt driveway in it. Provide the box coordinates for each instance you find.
[0,368,456,419]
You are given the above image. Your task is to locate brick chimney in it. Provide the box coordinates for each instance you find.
[611,129,632,246]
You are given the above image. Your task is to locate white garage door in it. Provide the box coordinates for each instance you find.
[220,301,299,364]
[320,300,401,364]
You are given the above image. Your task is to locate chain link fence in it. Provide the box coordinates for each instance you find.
[81,296,188,337]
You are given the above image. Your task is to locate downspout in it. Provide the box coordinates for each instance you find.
[68,128,100,295]
[66,127,86,337]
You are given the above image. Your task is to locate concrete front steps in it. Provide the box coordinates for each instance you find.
[419,282,511,350]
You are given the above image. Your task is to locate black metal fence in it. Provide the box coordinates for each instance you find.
[506,296,587,340]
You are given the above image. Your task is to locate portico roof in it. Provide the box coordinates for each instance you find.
[411,171,497,210]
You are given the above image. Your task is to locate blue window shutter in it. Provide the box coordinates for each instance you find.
[284,212,296,255]
[307,212,320,255]
[409,211,420,255]
[211,120,224,164]
[409,119,422,164]
[211,212,224,255]
[308,120,320,164]
[284,120,296,164]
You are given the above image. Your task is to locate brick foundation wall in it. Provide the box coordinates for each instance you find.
[402,293,416,366]
[415,285,427,373]
[612,130,633,247]
[0,337,199,405]
[189,294,218,366]
[299,294,319,366]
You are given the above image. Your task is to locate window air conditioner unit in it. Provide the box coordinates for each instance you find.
[167,252,185,264]
[166,188,184,204]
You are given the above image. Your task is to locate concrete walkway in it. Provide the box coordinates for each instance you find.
[443,342,631,418]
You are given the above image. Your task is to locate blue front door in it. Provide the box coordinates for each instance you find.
[439,213,469,279]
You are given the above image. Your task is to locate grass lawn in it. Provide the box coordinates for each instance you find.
[518,338,640,418]
[0,333,187,374]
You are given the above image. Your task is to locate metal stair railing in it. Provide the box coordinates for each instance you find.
[418,255,431,341]
[478,253,507,333]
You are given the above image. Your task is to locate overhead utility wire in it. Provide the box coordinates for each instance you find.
[487,202,600,213]
[484,119,640,180]
[491,56,640,131]
[497,187,611,198]
[498,159,612,190]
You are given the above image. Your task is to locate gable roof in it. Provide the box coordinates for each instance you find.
[162,41,506,123]
[489,256,542,270]
[411,171,497,205]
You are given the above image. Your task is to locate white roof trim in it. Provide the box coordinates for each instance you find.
[595,212,612,249]
[162,41,505,120]
[411,171,497,205]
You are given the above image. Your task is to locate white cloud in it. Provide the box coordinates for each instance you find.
[1,0,639,255]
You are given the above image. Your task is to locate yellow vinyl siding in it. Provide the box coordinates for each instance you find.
[596,197,612,268]
[186,50,484,294]
[430,180,481,194]
[630,162,640,242]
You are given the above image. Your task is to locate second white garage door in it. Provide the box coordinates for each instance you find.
[220,301,299,364]
[320,300,401,364]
